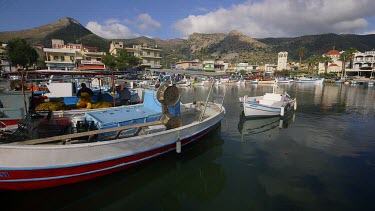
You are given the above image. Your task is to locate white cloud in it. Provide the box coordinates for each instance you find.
[362,29,375,35]
[122,14,161,32]
[86,21,138,39]
[105,19,119,24]
[174,0,375,38]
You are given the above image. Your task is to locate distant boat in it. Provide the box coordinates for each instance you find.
[176,80,191,87]
[236,80,246,85]
[276,78,294,84]
[295,77,324,84]
[257,78,276,84]
[246,79,259,84]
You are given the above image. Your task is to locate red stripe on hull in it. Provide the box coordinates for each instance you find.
[0,119,19,128]
[0,123,219,191]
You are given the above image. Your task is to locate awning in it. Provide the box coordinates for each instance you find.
[75,65,106,71]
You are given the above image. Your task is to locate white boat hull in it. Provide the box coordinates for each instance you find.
[0,102,225,190]
[240,93,295,117]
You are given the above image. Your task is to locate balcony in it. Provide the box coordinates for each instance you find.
[141,55,162,59]
[81,60,104,65]
[84,52,106,56]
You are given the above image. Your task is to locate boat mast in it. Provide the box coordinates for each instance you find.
[20,70,28,114]
[199,80,214,122]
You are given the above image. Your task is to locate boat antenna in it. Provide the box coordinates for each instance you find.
[111,71,116,106]
[19,70,28,115]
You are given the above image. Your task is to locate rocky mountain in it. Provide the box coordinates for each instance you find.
[0,17,110,51]
[2,17,375,63]
[259,33,375,60]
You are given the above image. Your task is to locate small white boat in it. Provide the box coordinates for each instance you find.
[239,92,296,117]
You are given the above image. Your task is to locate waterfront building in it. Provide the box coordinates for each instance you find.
[264,64,277,74]
[214,61,226,72]
[175,60,203,70]
[203,60,215,72]
[316,49,374,77]
[346,50,375,77]
[44,39,106,71]
[110,41,162,69]
[235,63,248,72]
[318,49,343,74]
[0,44,13,72]
[109,41,124,56]
[225,64,236,73]
[277,52,288,70]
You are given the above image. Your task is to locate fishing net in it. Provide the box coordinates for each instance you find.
[9,111,71,142]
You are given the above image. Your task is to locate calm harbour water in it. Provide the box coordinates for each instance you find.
[1,83,375,211]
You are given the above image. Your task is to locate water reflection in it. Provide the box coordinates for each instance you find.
[238,112,295,140]
[0,127,226,210]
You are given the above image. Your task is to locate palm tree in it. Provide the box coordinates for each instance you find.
[339,48,357,79]
[297,47,308,68]
[318,55,334,75]
[346,47,357,69]
[305,55,320,74]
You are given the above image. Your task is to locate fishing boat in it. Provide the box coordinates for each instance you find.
[0,84,225,191]
[0,71,142,128]
[239,89,296,117]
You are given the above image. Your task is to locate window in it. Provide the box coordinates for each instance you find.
[61,56,65,61]
[70,56,75,61]
[53,56,58,61]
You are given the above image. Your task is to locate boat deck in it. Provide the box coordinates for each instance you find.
[3,102,222,145]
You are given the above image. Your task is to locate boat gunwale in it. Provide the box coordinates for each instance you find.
[0,102,225,150]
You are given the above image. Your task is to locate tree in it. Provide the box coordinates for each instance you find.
[305,55,320,74]
[101,54,117,70]
[339,48,357,79]
[7,38,38,70]
[101,50,140,71]
[297,47,308,67]
[115,49,140,70]
[318,55,333,74]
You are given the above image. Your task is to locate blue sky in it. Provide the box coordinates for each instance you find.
[1,0,375,40]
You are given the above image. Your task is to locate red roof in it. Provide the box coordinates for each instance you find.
[329,63,338,66]
[326,50,340,55]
